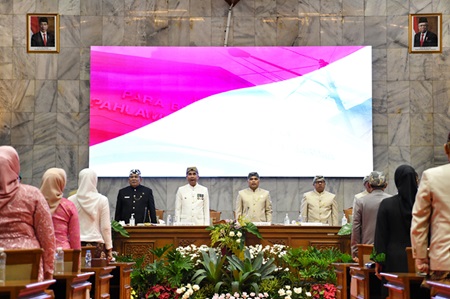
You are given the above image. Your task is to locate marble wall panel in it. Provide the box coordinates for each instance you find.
[343,17,364,45]
[343,0,364,16]
[35,80,58,112]
[255,0,276,16]
[11,112,33,145]
[410,80,433,114]
[189,17,212,46]
[12,80,35,113]
[255,17,276,46]
[168,17,190,46]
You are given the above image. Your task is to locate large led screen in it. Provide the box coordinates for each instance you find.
[90,46,373,177]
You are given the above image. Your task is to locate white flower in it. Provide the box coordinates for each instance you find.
[306,291,312,297]
[293,287,302,294]
[236,238,241,243]
[278,289,286,296]
[229,231,235,237]
[285,286,291,290]
[237,231,242,237]
[176,289,184,294]
[286,290,292,296]
[193,285,200,291]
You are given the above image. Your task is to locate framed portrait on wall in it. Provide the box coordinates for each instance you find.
[27,13,60,53]
[409,13,442,53]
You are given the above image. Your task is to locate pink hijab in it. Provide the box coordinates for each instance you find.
[40,168,67,214]
[0,146,21,209]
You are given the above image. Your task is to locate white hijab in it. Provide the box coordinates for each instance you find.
[70,168,102,220]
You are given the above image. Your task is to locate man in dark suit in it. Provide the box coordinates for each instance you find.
[114,169,157,224]
[413,17,438,47]
[31,17,55,47]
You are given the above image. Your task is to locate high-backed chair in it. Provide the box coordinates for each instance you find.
[210,210,221,224]
[357,244,373,267]
[349,244,382,299]
[5,248,44,280]
[380,247,430,299]
[63,249,81,272]
[155,209,164,222]
[343,207,353,223]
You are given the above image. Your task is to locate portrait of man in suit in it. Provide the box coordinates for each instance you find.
[413,16,438,47]
[31,17,55,47]
[27,14,59,53]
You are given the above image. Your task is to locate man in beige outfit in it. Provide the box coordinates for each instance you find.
[235,172,272,223]
[411,131,450,282]
[301,175,338,225]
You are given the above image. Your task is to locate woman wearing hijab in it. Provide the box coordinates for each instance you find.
[373,165,423,298]
[69,168,113,261]
[40,168,81,250]
[0,146,56,280]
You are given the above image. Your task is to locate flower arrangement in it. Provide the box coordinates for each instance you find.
[209,292,270,299]
[124,223,346,299]
[206,219,262,259]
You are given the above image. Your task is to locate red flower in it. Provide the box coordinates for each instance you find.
[146,284,179,299]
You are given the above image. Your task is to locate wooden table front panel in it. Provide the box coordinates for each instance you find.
[113,225,350,263]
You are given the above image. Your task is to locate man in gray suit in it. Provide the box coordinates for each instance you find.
[411,131,450,281]
[351,171,391,262]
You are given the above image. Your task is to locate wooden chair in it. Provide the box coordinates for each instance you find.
[380,247,430,299]
[156,209,164,222]
[357,244,373,267]
[343,207,353,223]
[63,249,81,273]
[5,248,44,280]
[350,244,382,299]
[210,210,221,224]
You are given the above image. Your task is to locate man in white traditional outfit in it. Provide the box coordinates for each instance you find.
[175,167,210,225]
[301,175,338,225]
[235,172,273,223]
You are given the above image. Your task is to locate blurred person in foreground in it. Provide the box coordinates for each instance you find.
[69,168,113,261]
[40,167,81,250]
[235,172,272,223]
[351,171,391,261]
[0,146,55,280]
[411,131,450,288]
[373,165,429,298]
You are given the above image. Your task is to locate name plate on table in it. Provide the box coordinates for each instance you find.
[252,222,271,226]
[299,222,328,226]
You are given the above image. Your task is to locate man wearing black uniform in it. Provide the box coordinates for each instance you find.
[115,169,157,224]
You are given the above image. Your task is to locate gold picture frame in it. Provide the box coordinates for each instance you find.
[409,13,442,54]
[27,13,60,53]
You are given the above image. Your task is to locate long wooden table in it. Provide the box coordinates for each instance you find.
[113,224,350,263]
[0,279,55,299]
